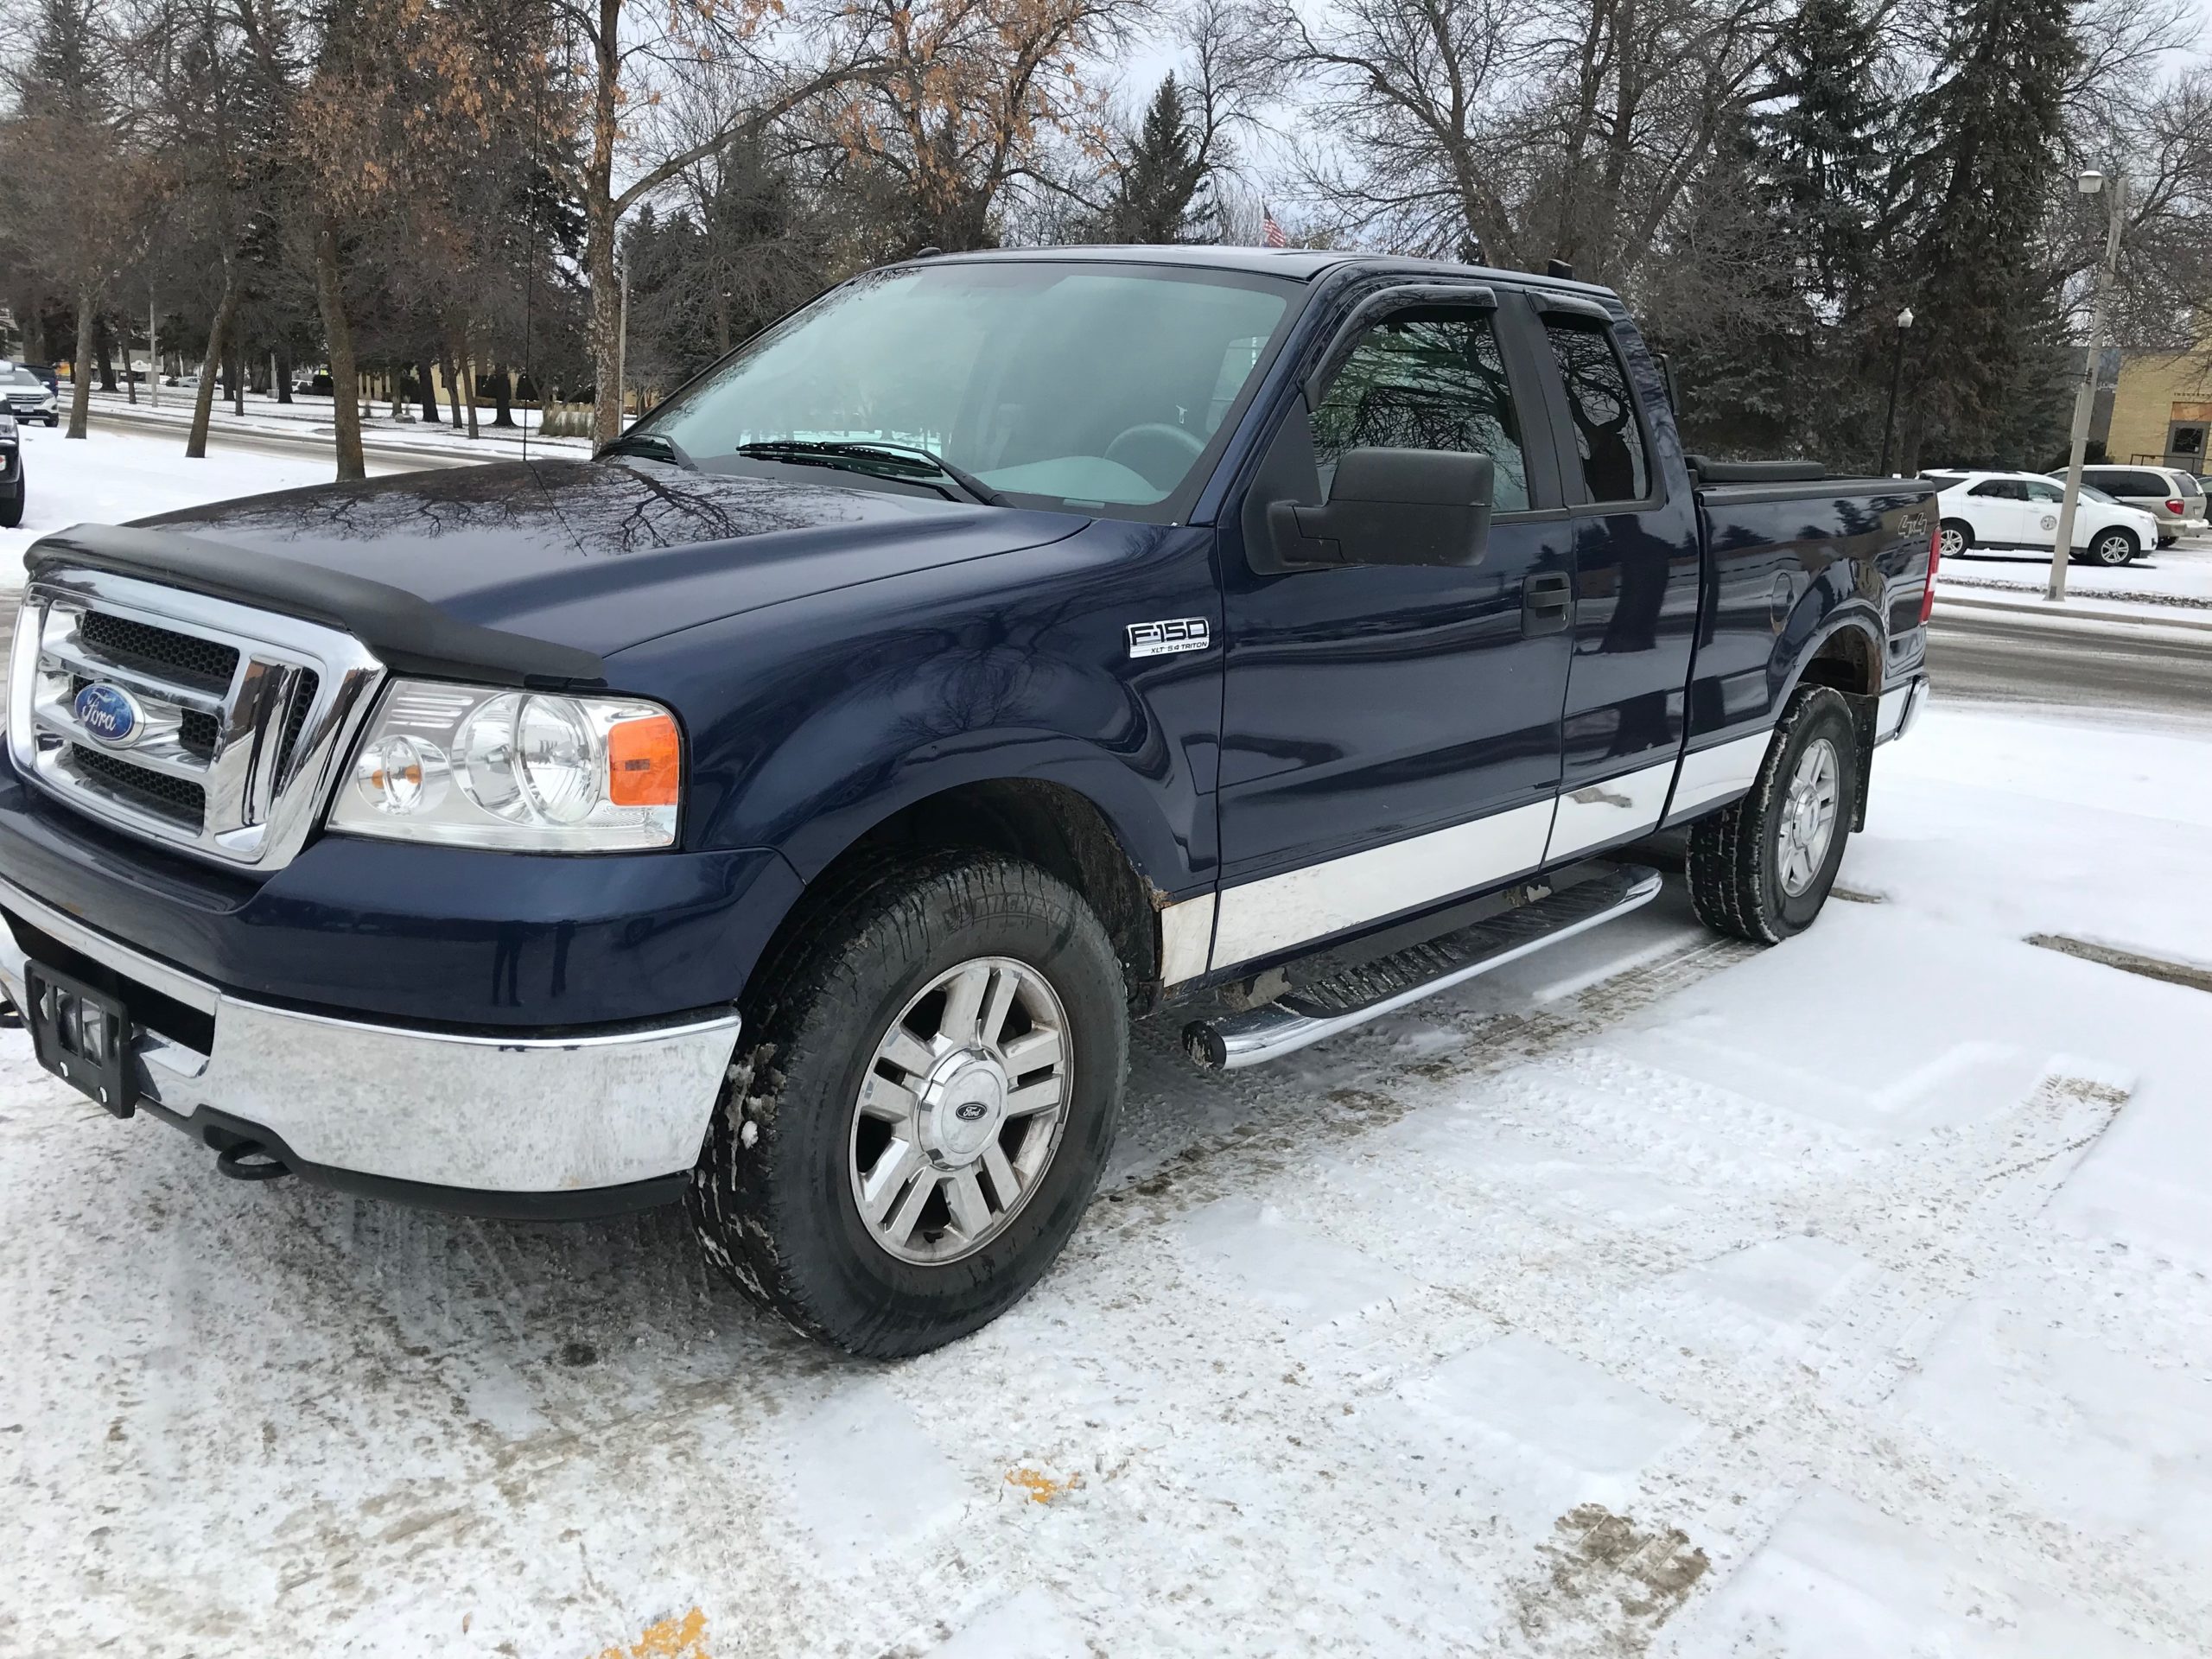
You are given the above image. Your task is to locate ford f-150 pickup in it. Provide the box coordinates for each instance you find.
[0,247,1934,1355]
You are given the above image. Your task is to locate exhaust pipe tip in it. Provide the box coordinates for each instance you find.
[216,1142,292,1183]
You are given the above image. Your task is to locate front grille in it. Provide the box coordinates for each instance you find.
[274,671,321,780]
[10,572,384,869]
[66,744,207,827]
[79,611,239,693]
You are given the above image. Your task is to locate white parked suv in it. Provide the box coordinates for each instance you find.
[1925,469,2161,568]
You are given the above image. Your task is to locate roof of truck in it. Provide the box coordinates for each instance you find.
[892,244,1623,303]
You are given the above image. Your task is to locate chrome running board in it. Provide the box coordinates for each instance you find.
[1183,865,1664,1071]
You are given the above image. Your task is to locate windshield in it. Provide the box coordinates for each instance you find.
[3,370,39,387]
[2078,483,2120,504]
[639,261,1298,518]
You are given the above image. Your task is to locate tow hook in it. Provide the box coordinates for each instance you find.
[215,1142,292,1182]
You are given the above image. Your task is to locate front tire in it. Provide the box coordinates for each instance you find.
[2082,527,2138,567]
[0,484,20,530]
[1687,686,1859,944]
[688,851,1127,1357]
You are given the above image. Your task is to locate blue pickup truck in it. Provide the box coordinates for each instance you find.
[1,248,1933,1354]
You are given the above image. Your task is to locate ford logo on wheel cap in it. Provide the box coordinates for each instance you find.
[953,1101,989,1122]
[73,683,144,747]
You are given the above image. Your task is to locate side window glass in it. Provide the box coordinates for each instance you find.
[1541,315,1652,504]
[2024,480,2063,502]
[1311,309,1532,512]
[1970,480,2023,500]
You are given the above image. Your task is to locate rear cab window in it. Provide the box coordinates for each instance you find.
[1539,314,1654,505]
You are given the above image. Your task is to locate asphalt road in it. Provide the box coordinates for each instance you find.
[1926,603,2212,725]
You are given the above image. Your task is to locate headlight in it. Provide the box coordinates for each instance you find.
[327,680,682,851]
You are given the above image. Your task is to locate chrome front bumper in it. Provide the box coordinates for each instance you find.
[0,875,740,1200]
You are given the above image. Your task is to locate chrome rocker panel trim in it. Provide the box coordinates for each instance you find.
[1188,864,1663,1071]
[0,875,739,1195]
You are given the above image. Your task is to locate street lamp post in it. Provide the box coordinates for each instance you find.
[2050,168,2128,603]
[1878,306,1915,475]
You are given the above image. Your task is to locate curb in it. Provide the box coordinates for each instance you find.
[1934,591,2212,635]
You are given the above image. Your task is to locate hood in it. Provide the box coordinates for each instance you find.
[126,458,1088,661]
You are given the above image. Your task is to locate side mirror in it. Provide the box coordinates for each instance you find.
[1269,448,1494,569]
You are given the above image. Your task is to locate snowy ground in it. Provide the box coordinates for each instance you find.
[79,384,592,463]
[1937,535,2212,612]
[3,697,2211,1657]
[1,421,427,586]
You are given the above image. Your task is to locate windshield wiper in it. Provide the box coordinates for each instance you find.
[597,430,698,471]
[732,440,1003,506]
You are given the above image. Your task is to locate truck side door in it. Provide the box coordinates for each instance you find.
[1529,300,1702,863]
[1211,286,1576,973]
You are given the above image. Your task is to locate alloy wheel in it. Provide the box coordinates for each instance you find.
[1777,738,1840,898]
[849,957,1072,1265]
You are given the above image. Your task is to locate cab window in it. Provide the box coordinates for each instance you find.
[1541,315,1652,504]
[1310,309,1532,511]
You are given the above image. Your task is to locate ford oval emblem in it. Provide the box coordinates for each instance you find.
[73,682,144,747]
[954,1101,989,1122]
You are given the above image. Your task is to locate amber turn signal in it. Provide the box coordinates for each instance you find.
[608,714,682,807]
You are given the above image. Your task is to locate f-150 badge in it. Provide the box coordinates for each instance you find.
[1127,618,1211,659]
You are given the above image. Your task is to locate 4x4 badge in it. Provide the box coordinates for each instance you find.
[1127,618,1211,659]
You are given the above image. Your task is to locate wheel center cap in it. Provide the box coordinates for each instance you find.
[920,1053,1007,1165]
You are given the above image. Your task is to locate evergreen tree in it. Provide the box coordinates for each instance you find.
[1895,0,2080,469]
[1105,76,1216,245]
[1762,0,1888,315]
[22,0,111,127]
[1660,1,1894,467]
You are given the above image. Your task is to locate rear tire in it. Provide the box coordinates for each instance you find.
[688,850,1127,1357]
[1937,519,1972,557]
[1687,687,1859,944]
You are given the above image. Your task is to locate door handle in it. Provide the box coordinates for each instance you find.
[1523,572,1573,636]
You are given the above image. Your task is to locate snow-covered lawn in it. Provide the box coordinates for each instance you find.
[1937,534,2212,612]
[1,421,431,587]
[3,698,2209,1656]
[81,384,592,462]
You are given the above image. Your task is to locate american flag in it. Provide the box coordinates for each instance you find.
[1262,207,1288,249]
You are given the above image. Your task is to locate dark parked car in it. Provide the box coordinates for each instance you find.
[0,364,58,426]
[1,248,1935,1355]
[0,410,21,527]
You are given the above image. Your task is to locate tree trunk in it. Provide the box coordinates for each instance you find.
[442,342,464,430]
[586,0,624,446]
[313,223,365,481]
[231,340,245,416]
[96,317,117,392]
[416,356,439,423]
[276,347,292,404]
[446,321,480,439]
[147,296,158,410]
[185,265,239,458]
[67,287,97,439]
[491,365,514,427]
